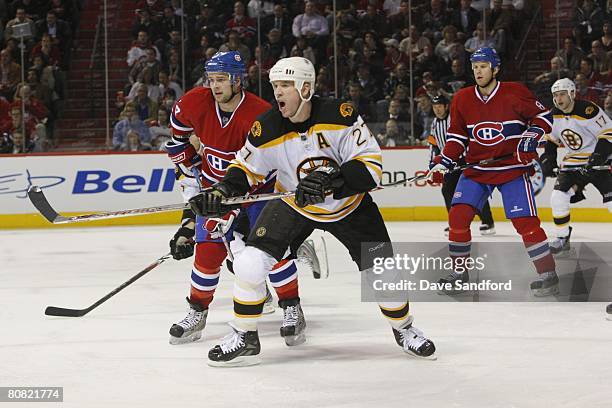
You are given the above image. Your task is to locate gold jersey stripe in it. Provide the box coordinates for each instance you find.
[357,158,383,179]
[259,123,350,149]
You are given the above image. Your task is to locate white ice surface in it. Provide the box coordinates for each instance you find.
[1,222,611,408]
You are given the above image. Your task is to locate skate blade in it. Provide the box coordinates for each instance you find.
[262,303,275,314]
[403,349,437,361]
[169,331,202,345]
[284,332,306,346]
[207,355,261,367]
[480,228,496,236]
[531,285,559,297]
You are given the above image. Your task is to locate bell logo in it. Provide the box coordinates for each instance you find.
[472,122,505,146]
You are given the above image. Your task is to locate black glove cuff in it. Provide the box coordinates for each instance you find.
[175,225,195,239]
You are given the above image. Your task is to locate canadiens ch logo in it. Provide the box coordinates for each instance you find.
[339,102,353,118]
[203,146,236,178]
[251,120,262,137]
[472,121,505,146]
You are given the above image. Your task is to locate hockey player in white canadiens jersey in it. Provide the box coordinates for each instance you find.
[540,78,612,256]
[189,57,436,366]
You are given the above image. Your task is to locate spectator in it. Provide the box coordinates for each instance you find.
[379,97,410,123]
[262,3,292,44]
[127,31,162,68]
[575,0,605,44]
[247,0,274,18]
[464,22,496,53]
[158,70,183,100]
[588,40,610,75]
[162,29,189,64]
[249,45,275,74]
[383,62,411,100]
[25,68,53,110]
[532,56,571,106]
[35,10,71,52]
[415,94,434,142]
[244,64,273,101]
[218,30,252,64]
[344,82,373,121]
[0,131,13,153]
[435,25,458,62]
[127,68,161,102]
[190,46,217,86]
[264,28,288,61]
[149,107,172,150]
[575,72,601,103]
[0,106,39,152]
[4,8,36,43]
[399,25,432,58]
[441,58,472,95]
[383,38,409,73]
[129,47,161,86]
[10,0,45,22]
[450,0,480,36]
[423,0,449,40]
[160,88,177,111]
[355,63,382,102]
[554,36,585,74]
[601,22,612,52]
[486,0,512,55]
[159,6,182,43]
[359,4,389,36]
[290,35,316,66]
[113,104,152,150]
[416,43,444,78]
[136,0,165,17]
[604,92,612,117]
[194,3,224,46]
[30,33,61,67]
[376,119,401,146]
[164,48,183,85]
[389,0,410,33]
[292,1,329,56]
[12,83,49,124]
[383,0,402,16]
[314,72,331,97]
[132,8,161,42]
[580,56,603,88]
[225,1,256,45]
[121,129,152,151]
[127,84,158,124]
[0,49,20,100]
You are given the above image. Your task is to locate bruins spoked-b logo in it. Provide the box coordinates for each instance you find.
[296,156,340,180]
[251,120,262,137]
[560,129,583,150]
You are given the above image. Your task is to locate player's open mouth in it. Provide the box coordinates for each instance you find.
[278,101,286,108]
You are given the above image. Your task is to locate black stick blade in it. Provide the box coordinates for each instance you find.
[45,306,89,317]
[27,186,61,223]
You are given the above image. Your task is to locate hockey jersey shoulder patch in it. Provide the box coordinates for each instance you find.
[312,98,358,126]
[573,100,600,119]
[248,108,284,148]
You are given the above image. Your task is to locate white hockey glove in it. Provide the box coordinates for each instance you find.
[204,209,239,239]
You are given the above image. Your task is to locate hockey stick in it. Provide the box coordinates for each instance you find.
[27,155,516,225]
[44,253,172,317]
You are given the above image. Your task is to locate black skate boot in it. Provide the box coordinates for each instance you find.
[530,271,560,297]
[479,223,496,236]
[606,303,612,321]
[393,322,436,360]
[550,226,573,257]
[169,297,208,345]
[279,298,306,346]
[437,270,469,295]
[208,325,261,367]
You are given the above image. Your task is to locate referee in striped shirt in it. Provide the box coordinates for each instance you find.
[427,95,496,235]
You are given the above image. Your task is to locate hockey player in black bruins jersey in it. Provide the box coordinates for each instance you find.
[541,79,612,258]
[189,57,436,366]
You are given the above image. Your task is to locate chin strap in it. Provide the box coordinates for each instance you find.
[289,80,313,121]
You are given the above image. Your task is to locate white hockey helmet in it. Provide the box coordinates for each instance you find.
[269,57,316,102]
[551,78,576,109]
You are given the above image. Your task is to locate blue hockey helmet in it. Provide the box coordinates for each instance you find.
[204,51,246,84]
[469,47,500,70]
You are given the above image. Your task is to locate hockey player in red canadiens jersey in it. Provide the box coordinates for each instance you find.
[164,51,312,345]
[429,47,559,296]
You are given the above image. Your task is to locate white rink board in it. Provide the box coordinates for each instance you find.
[0,150,604,216]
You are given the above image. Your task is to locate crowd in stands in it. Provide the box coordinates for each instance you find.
[114,0,537,150]
[0,0,78,154]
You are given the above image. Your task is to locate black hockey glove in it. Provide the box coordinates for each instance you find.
[169,209,196,260]
[585,152,606,175]
[188,182,241,217]
[538,154,558,178]
[295,165,344,208]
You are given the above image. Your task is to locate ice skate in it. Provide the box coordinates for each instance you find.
[606,303,612,321]
[279,298,306,346]
[437,270,469,295]
[297,237,329,279]
[263,284,275,314]
[207,325,261,367]
[393,322,436,360]
[550,226,573,257]
[530,271,559,297]
[169,297,208,345]
[479,223,496,236]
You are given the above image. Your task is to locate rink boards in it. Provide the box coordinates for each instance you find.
[1,149,610,228]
